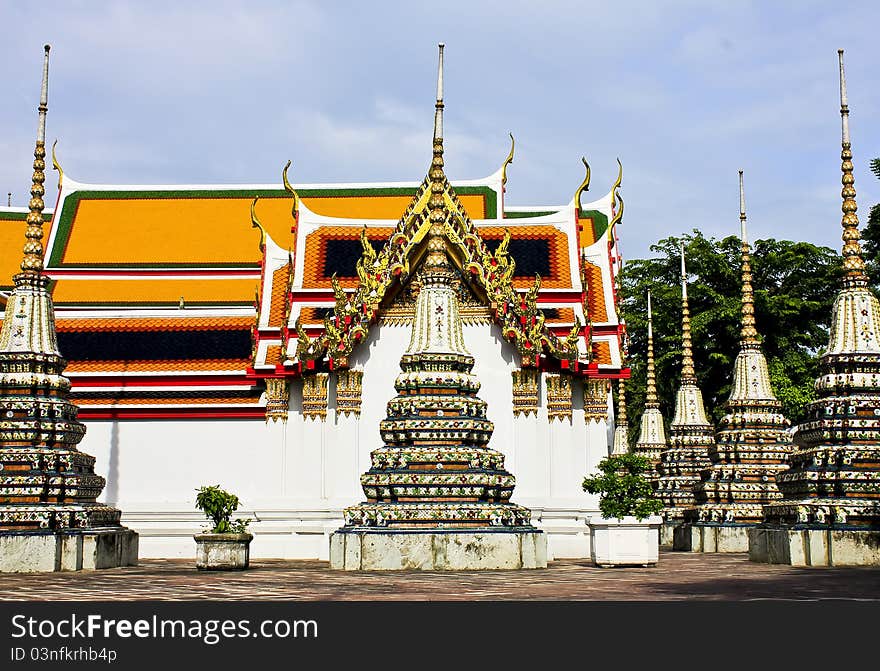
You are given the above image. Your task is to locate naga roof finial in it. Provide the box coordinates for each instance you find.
[250,196,267,253]
[574,157,590,212]
[19,44,51,276]
[501,132,514,187]
[51,139,63,191]
[282,160,299,219]
[837,48,867,287]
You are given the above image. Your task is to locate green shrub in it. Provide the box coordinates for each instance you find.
[582,454,663,521]
[195,485,250,534]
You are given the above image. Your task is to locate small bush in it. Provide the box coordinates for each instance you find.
[582,453,663,521]
[195,485,250,534]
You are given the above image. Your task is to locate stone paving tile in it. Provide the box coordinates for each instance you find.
[0,552,878,601]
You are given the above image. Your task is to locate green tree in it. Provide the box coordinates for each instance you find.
[582,454,663,521]
[619,231,840,439]
[865,158,880,287]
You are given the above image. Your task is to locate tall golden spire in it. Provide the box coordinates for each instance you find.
[680,242,696,383]
[426,42,450,274]
[19,44,50,276]
[738,170,759,345]
[645,289,658,406]
[837,49,866,287]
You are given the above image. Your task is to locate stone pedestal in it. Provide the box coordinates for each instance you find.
[329,529,547,570]
[748,527,880,567]
[659,522,678,547]
[0,529,138,573]
[194,533,253,570]
[673,523,749,553]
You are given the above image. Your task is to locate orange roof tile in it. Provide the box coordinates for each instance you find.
[302,226,395,288]
[58,197,295,266]
[299,224,572,290]
[72,396,259,406]
[65,358,250,373]
[56,316,254,332]
[592,341,613,366]
[1,216,50,288]
[268,265,291,327]
[264,345,283,366]
[51,278,258,306]
[582,262,608,323]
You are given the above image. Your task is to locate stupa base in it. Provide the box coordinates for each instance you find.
[673,523,751,552]
[329,528,547,570]
[659,521,681,547]
[0,528,138,573]
[748,526,880,567]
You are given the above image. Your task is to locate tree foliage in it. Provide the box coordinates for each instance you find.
[582,454,663,521]
[195,485,250,534]
[618,231,840,439]
[864,158,880,288]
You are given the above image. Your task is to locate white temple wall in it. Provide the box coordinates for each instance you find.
[81,321,607,561]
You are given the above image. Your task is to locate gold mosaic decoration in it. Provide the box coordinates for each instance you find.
[264,378,290,422]
[301,372,329,421]
[582,379,609,423]
[335,369,363,417]
[546,373,573,422]
[511,368,540,417]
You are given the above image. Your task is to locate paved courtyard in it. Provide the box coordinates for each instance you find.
[0,551,878,601]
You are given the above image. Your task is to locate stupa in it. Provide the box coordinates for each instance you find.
[749,50,880,566]
[610,379,630,455]
[633,290,667,476]
[329,45,546,570]
[674,171,792,552]
[654,244,714,544]
[0,46,137,572]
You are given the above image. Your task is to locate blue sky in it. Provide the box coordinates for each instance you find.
[1,1,877,261]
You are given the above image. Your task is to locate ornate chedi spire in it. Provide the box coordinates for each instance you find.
[750,50,880,566]
[654,243,714,544]
[675,171,793,552]
[611,379,629,455]
[633,290,668,474]
[0,46,136,572]
[330,44,545,570]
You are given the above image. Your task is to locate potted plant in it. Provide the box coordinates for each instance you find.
[194,485,253,571]
[582,453,663,567]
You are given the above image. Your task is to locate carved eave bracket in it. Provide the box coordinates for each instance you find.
[336,369,363,417]
[302,372,329,421]
[264,378,290,423]
[583,379,609,424]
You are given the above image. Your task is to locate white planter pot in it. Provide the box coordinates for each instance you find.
[194,533,253,571]
[588,516,661,568]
